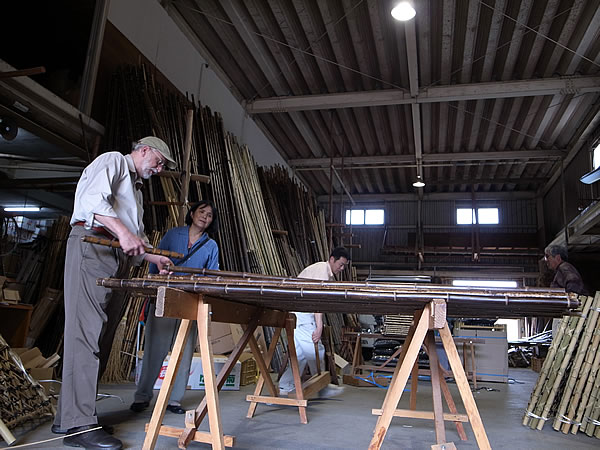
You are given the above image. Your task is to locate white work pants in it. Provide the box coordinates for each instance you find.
[279,315,325,393]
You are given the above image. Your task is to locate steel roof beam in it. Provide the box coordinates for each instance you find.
[245,76,600,113]
[290,149,565,168]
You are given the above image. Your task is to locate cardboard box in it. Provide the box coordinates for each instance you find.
[210,322,236,354]
[150,353,241,391]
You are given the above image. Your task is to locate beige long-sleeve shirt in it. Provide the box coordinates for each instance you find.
[71,152,148,244]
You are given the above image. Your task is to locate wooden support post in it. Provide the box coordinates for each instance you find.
[425,331,446,444]
[351,332,362,375]
[369,304,431,450]
[439,323,491,450]
[410,360,419,411]
[143,318,193,450]
[470,342,477,389]
[285,315,308,424]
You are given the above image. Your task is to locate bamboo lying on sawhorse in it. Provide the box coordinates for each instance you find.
[368,299,491,450]
[141,287,309,449]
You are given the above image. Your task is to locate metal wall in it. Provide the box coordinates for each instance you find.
[331,199,538,264]
[543,149,595,243]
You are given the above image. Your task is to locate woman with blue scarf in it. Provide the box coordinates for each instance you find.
[130,200,219,414]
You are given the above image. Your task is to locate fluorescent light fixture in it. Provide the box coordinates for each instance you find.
[4,206,41,212]
[452,279,518,288]
[391,2,416,21]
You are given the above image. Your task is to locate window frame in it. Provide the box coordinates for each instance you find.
[345,207,385,226]
[456,206,500,225]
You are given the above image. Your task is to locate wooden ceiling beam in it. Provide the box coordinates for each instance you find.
[245,75,600,113]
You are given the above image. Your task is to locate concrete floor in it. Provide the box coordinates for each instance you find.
[4,368,598,449]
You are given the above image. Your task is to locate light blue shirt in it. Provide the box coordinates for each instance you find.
[148,226,219,274]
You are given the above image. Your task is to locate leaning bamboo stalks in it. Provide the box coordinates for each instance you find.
[553,292,600,431]
[570,321,600,434]
[535,294,593,430]
[523,312,571,427]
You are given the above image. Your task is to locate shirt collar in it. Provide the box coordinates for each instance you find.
[125,154,143,189]
[326,261,334,279]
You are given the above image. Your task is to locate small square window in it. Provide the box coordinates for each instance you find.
[345,208,384,225]
[457,207,499,225]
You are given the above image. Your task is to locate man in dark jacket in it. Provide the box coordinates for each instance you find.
[544,244,588,295]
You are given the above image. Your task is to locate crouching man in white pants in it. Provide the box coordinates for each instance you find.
[279,247,350,398]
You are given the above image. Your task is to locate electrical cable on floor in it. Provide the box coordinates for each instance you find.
[96,393,124,403]
[5,426,102,449]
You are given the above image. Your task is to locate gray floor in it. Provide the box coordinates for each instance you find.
[4,368,598,449]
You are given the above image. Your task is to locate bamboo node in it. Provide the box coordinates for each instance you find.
[557,414,581,426]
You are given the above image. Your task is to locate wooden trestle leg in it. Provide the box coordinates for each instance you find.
[196,300,225,449]
[369,301,491,450]
[143,318,192,450]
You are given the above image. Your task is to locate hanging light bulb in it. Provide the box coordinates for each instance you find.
[412,176,425,188]
[391,2,416,21]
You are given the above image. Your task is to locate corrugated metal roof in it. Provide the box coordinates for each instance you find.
[166,0,600,198]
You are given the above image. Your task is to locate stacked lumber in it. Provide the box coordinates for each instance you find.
[383,314,414,336]
[0,335,54,444]
[523,292,600,439]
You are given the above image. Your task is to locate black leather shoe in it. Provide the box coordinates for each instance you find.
[52,424,115,435]
[63,426,122,449]
[166,404,186,414]
[129,401,150,413]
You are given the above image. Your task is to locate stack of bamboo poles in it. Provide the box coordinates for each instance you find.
[258,165,348,348]
[523,292,600,439]
[224,134,286,276]
[200,108,247,272]
[100,231,161,383]
[104,65,209,232]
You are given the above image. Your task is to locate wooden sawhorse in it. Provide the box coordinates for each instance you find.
[142,287,309,449]
[369,300,491,450]
[247,320,331,413]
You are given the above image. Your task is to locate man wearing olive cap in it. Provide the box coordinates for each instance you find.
[54,137,176,450]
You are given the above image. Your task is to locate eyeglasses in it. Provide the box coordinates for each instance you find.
[151,149,166,168]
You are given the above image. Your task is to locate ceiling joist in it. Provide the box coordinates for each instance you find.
[245,76,600,113]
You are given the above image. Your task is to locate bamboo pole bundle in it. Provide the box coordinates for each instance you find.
[202,109,247,272]
[100,231,161,383]
[523,293,595,431]
[224,134,285,275]
[584,365,600,436]
[569,318,600,434]
[553,293,600,431]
